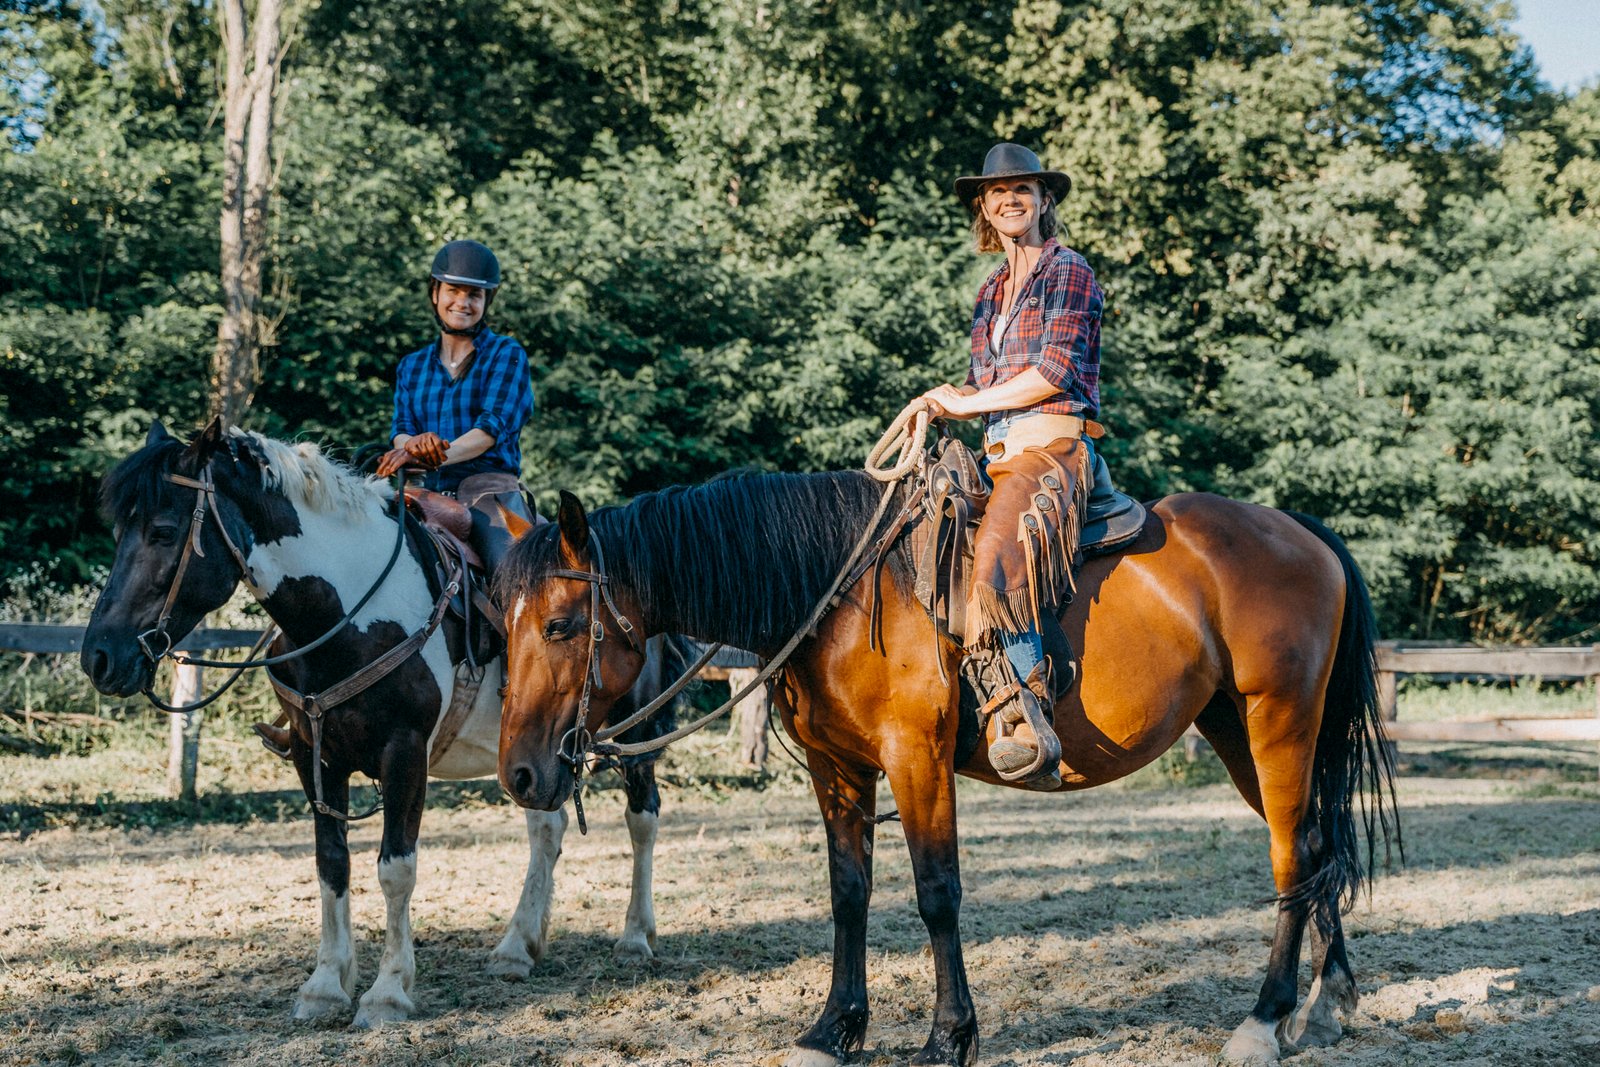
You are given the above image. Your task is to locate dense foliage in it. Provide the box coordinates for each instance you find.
[2,0,1596,642]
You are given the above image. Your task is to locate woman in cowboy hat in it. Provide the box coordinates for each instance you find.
[920,143,1105,789]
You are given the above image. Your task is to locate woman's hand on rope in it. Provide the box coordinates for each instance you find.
[404,432,450,467]
[921,383,975,420]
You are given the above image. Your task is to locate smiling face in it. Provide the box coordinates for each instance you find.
[432,281,486,333]
[980,178,1047,245]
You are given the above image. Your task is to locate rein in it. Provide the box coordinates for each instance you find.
[547,401,930,832]
[136,463,453,822]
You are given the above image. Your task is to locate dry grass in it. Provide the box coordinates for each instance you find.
[2,757,1597,1066]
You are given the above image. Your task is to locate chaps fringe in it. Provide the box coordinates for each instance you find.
[968,442,1091,647]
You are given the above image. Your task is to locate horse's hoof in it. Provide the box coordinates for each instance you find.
[1283,969,1354,1049]
[352,993,414,1029]
[291,991,350,1022]
[1285,1009,1342,1049]
[783,1048,841,1067]
[1222,1017,1280,1063]
[291,979,351,1022]
[612,935,654,963]
[485,952,533,980]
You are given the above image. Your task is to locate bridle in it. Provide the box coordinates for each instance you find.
[135,469,257,667]
[132,461,453,822]
[543,535,646,833]
[134,465,410,703]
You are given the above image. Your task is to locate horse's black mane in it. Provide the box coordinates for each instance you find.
[495,469,898,653]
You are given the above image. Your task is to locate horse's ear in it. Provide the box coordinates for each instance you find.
[146,419,173,447]
[183,415,226,464]
[497,500,535,541]
[556,490,590,567]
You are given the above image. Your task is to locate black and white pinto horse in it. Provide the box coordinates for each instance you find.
[82,420,677,1026]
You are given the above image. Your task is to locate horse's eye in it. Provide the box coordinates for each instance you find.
[149,524,180,546]
[544,618,573,641]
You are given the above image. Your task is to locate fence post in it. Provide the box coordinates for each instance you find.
[1376,667,1399,765]
[1592,649,1599,783]
[166,664,204,802]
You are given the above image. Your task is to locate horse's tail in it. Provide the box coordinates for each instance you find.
[1283,511,1402,928]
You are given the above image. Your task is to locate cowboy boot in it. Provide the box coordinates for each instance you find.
[253,720,292,759]
[985,659,1063,790]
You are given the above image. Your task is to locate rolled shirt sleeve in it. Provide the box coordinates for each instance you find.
[1035,258,1103,392]
[390,353,422,440]
[474,338,533,442]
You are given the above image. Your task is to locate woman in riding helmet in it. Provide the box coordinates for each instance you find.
[377,239,537,569]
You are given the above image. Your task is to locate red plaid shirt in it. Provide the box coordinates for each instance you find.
[966,238,1102,421]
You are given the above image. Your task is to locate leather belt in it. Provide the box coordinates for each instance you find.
[985,414,1104,461]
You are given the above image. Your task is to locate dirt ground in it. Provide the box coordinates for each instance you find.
[2,767,1597,1067]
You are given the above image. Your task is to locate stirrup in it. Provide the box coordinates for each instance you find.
[981,679,1062,789]
[253,721,292,760]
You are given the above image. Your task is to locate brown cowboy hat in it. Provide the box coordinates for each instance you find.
[954,143,1072,204]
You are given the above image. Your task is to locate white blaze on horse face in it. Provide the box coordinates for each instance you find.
[354,853,418,1027]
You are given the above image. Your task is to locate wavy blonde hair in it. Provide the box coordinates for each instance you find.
[969,180,1059,254]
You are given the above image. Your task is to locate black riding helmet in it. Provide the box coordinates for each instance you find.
[429,239,501,338]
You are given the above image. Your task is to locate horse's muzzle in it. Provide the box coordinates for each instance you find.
[81,634,155,697]
[502,758,573,811]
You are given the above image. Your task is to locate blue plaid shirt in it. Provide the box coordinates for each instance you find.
[390,328,534,491]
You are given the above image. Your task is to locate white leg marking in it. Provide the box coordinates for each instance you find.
[784,1049,842,1067]
[354,854,418,1027]
[488,808,568,978]
[1285,966,1355,1049]
[1222,1016,1281,1064]
[293,880,356,1020]
[614,807,658,962]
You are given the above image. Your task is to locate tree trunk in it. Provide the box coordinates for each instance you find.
[210,0,284,426]
[726,667,770,768]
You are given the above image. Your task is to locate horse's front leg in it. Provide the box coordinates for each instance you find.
[614,757,661,961]
[290,752,357,1021]
[487,806,568,978]
[786,753,878,1067]
[353,731,428,1028]
[886,747,976,1066]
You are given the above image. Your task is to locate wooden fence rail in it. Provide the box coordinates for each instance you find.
[6,625,1599,789]
[1,624,764,798]
[1374,642,1600,781]
[1,623,267,802]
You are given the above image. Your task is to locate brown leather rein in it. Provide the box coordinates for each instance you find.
[138,467,457,822]
[544,460,908,832]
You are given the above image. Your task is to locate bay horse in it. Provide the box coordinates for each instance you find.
[81,419,679,1027]
[494,472,1398,1065]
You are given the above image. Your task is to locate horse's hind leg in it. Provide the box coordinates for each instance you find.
[291,766,358,1021]
[1222,692,1324,1064]
[1285,913,1358,1048]
[487,806,568,978]
[614,757,661,961]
